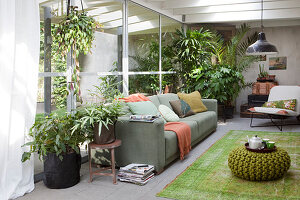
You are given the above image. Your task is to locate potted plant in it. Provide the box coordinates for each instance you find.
[73,99,124,145]
[257,64,269,82]
[22,112,91,189]
[53,6,101,98]
[72,71,124,145]
[193,64,245,118]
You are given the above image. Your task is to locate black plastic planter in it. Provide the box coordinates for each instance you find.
[43,152,81,189]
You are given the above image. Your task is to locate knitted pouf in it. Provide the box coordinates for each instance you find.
[228,146,291,181]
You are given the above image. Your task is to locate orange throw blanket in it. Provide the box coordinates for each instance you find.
[119,93,150,102]
[164,122,191,160]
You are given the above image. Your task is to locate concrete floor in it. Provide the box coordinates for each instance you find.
[18,115,300,200]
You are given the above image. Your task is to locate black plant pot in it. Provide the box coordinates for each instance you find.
[93,123,115,145]
[224,106,234,119]
[43,152,81,189]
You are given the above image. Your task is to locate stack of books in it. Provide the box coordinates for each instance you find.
[118,163,154,185]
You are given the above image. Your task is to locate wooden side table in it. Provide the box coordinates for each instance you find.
[88,139,121,184]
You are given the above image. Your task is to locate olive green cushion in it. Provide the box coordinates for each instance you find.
[127,101,159,115]
[228,146,291,181]
[177,91,207,113]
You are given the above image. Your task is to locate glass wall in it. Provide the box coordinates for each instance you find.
[161,16,182,93]
[38,0,182,115]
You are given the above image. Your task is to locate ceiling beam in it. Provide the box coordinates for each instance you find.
[185,8,300,23]
[173,0,300,15]
[130,0,181,22]
[163,0,283,10]
[87,5,121,16]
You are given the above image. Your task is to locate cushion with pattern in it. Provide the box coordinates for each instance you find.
[169,99,195,118]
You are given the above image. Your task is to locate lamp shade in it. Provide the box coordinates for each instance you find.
[246,32,278,55]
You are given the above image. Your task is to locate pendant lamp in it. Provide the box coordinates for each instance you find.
[246,0,278,55]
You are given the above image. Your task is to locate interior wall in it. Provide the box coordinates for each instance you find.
[80,32,119,103]
[236,25,300,111]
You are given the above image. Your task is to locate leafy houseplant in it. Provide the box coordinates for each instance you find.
[73,73,124,144]
[173,28,214,92]
[73,101,124,144]
[53,6,101,99]
[22,112,91,189]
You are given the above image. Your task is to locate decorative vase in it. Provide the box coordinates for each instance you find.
[93,123,115,144]
[43,152,81,189]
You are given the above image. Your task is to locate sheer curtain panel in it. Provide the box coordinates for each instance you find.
[0,0,40,199]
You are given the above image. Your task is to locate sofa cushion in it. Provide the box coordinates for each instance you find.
[164,131,178,161]
[148,95,160,108]
[170,99,195,118]
[180,111,217,139]
[159,105,179,122]
[127,101,159,115]
[178,120,198,143]
[157,93,179,109]
[177,91,207,113]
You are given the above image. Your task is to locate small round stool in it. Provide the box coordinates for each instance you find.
[228,146,290,181]
[88,139,121,184]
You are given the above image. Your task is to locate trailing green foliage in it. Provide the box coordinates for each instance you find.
[53,6,101,98]
[22,111,91,162]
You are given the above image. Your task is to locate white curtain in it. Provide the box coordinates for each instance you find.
[0,0,40,199]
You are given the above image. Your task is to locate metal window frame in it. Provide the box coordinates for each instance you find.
[39,0,181,112]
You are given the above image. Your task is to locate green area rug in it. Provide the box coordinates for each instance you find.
[157,130,300,200]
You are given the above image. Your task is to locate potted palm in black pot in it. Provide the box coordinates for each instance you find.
[22,112,92,189]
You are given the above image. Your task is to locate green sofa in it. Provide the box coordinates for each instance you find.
[115,93,218,173]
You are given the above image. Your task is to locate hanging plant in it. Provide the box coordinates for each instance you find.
[53,6,102,99]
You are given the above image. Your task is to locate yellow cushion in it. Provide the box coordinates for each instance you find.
[177,91,207,113]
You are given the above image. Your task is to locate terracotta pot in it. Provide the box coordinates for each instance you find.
[93,123,115,144]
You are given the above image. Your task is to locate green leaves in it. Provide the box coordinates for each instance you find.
[21,111,91,162]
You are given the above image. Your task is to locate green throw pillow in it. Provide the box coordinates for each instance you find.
[127,101,159,115]
[158,105,179,122]
[169,99,195,118]
[262,99,296,111]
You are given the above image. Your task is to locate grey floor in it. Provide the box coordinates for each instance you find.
[18,115,300,200]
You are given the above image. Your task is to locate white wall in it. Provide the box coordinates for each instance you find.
[79,32,119,103]
[236,25,300,111]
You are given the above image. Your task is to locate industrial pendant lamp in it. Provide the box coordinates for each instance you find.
[246,0,278,55]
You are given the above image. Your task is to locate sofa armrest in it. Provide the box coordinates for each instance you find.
[202,99,218,113]
[115,117,166,173]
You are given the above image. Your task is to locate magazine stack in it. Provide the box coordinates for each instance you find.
[118,163,154,186]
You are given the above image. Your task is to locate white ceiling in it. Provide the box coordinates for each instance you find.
[39,0,300,30]
[136,0,300,27]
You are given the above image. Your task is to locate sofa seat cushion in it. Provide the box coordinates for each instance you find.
[157,93,179,109]
[250,107,299,116]
[176,120,198,143]
[179,111,217,138]
[164,131,178,161]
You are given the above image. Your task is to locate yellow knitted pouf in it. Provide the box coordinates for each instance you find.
[228,146,291,181]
